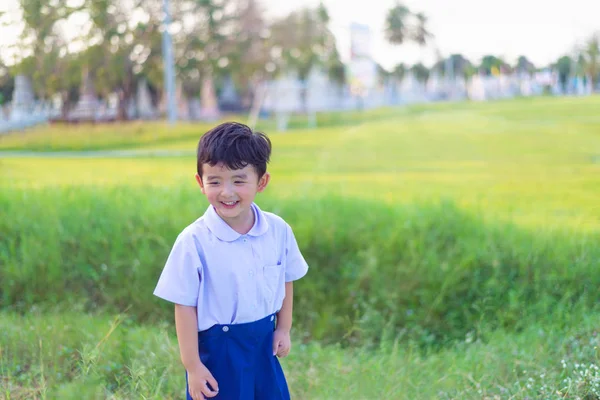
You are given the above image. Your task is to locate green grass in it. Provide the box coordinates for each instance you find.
[0,121,214,152]
[2,97,600,231]
[2,308,600,399]
[1,191,599,346]
[1,95,600,398]
[0,107,404,152]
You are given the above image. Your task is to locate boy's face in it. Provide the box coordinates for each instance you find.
[196,163,270,227]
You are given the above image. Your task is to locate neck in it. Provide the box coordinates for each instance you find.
[221,207,255,235]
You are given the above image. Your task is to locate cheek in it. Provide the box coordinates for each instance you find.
[202,187,218,199]
[237,186,256,198]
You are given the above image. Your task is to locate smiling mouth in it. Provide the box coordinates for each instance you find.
[220,201,239,207]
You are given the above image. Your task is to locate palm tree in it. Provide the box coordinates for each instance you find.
[580,33,600,91]
[385,4,433,47]
[384,2,412,45]
[515,56,535,75]
[385,3,432,85]
[479,55,509,76]
[411,63,430,83]
[392,63,407,81]
[411,12,432,47]
[554,55,573,93]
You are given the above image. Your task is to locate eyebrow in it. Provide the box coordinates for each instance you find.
[205,174,248,180]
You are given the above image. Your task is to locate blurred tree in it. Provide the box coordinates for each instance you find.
[515,55,536,74]
[410,63,429,83]
[0,63,13,105]
[454,54,475,79]
[412,12,433,47]
[14,0,80,100]
[227,0,271,107]
[269,2,340,81]
[432,54,472,79]
[171,0,238,101]
[392,63,407,81]
[326,47,346,86]
[554,55,573,93]
[385,2,411,46]
[81,0,165,119]
[269,2,342,110]
[579,32,600,90]
[131,0,165,98]
[385,3,432,79]
[83,0,137,119]
[479,55,509,75]
[576,54,586,75]
[385,4,432,48]
[376,64,391,85]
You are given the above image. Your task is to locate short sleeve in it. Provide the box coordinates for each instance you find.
[284,223,309,282]
[153,231,202,306]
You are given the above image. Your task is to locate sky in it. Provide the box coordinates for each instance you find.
[1,0,599,70]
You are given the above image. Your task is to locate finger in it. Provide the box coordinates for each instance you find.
[278,342,291,356]
[201,381,219,398]
[277,348,289,358]
[188,385,198,400]
[207,375,219,393]
[192,391,205,400]
[273,339,280,356]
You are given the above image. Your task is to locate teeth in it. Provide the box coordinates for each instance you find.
[223,201,237,205]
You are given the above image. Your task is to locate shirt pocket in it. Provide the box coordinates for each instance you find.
[262,263,283,296]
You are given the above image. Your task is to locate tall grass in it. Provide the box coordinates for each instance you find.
[0,107,403,152]
[2,96,600,398]
[3,95,600,153]
[2,307,600,399]
[1,186,598,347]
[0,122,214,152]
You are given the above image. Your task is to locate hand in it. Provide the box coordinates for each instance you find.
[187,364,219,399]
[273,328,291,358]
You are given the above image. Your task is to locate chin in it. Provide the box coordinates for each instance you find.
[217,203,247,218]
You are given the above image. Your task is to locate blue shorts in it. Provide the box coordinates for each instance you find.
[186,314,290,400]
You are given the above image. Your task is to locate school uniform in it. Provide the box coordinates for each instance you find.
[154,203,309,399]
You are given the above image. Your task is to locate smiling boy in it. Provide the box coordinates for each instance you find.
[153,122,309,400]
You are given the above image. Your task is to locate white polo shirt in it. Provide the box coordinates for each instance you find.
[153,203,309,331]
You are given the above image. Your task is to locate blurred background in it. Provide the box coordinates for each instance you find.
[1,1,600,399]
[0,0,599,129]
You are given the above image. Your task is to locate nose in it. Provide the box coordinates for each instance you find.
[220,182,234,197]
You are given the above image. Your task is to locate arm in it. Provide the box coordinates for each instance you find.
[273,282,294,357]
[276,282,294,332]
[273,223,308,357]
[175,304,203,372]
[175,304,219,399]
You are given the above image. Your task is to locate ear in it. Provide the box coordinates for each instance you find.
[195,173,206,194]
[257,172,270,193]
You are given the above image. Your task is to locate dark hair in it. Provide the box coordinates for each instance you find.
[197,122,271,179]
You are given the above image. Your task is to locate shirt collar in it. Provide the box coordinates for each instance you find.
[203,202,269,242]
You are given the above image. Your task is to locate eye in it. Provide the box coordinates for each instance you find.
[208,181,219,185]
[234,181,246,184]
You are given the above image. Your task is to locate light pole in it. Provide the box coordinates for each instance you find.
[162,0,177,124]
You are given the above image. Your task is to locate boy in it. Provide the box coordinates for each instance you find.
[154,122,308,400]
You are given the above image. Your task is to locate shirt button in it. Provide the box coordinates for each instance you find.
[249,270,254,276]
[243,238,247,242]
[222,326,229,332]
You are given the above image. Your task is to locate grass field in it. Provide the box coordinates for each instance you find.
[1,96,600,399]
